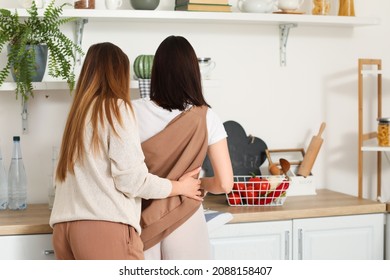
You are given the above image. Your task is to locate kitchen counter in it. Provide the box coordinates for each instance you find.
[0,204,52,236]
[0,189,387,236]
[203,189,387,223]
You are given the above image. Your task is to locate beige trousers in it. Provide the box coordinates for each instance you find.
[52,220,144,260]
[144,205,211,260]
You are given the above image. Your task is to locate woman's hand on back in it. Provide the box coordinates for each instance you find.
[169,167,203,201]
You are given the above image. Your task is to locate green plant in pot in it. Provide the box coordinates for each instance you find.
[0,0,84,102]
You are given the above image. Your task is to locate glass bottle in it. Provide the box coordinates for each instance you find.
[338,0,355,16]
[8,136,27,210]
[48,146,59,209]
[0,145,8,210]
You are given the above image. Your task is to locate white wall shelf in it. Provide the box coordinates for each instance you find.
[11,9,380,27]
[361,139,390,152]
[0,80,219,92]
[0,82,71,92]
[9,9,381,66]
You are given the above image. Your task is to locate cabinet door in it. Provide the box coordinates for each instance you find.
[293,214,384,260]
[209,220,292,260]
[0,234,55,260]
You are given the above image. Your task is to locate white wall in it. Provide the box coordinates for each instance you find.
[1,0,390,204]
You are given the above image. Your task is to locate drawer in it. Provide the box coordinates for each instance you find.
[0,234,55,260]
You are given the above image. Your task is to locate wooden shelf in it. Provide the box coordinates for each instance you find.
[358,59,383,199]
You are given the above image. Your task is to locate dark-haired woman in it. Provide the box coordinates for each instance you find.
[133,36,233,260]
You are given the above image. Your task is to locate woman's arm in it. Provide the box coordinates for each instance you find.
[200,138,234,194]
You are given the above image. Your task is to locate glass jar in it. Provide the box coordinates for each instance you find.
[338,0,355,16]
[377,117,390,147]
[312,0,331,15]
[74,0,95,9]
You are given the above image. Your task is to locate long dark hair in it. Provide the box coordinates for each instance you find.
[150,35,210,111]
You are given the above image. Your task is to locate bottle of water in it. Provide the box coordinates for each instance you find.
[0,144,8,210]
[8,136,27,210]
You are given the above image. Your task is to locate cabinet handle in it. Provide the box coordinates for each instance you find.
[44,250,55,255]
[284,231,290,260]
[298,229,303,260]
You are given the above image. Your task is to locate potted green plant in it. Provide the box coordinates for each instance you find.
[0,0,84,102]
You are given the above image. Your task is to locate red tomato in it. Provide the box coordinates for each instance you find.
[259,179,270,196]
[245,185,260,205]
[227,192,242,205]
[248,177,270,196]
[233,182,246,198]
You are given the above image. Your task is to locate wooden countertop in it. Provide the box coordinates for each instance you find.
[0,189,387,235]
[0,204,52,236]
[203,189,387,223]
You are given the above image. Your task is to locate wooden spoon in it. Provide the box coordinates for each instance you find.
[279,158,291,180]
[269,163,282,175]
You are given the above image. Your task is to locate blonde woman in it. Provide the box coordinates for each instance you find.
[49,42,203,260]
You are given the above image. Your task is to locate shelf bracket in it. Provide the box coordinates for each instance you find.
[279,23,297,67]
[21,99,28,134]
[75,18,88,65]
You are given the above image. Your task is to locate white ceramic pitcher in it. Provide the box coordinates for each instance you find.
[237,0,276,13]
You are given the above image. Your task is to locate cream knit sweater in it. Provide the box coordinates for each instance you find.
[49,101,172,233]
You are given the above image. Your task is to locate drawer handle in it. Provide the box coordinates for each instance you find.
[44,250,55,255]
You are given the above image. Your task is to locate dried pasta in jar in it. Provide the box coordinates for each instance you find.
[312,0,331,15]
[377,118,390,147]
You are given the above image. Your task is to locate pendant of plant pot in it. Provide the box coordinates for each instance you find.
[7,44,48,101]
[8,45,48,82]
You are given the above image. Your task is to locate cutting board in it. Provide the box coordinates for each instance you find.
[202,121,268,176]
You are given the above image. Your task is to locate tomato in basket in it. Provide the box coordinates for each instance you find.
[246,185,260,205]
[227,192,242,205]
[258,180,290,205]
[247,176,270,196]
[233,182,246,198]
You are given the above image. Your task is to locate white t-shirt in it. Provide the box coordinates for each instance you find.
[132,98,227,145]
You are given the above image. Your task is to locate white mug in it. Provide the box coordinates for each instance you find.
[18,0,44,8]
[95,0,106,9]
[105,0,123,10]
[277,0,304,11]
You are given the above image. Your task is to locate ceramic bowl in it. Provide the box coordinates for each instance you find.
[130,0,160,10]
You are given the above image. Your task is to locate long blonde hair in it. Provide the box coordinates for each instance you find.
[56,42,131,182]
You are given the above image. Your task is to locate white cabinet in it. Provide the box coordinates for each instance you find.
[209,220,291,260]
[209,213,385,260]
[0,234,55,260]
[293,214,384,260]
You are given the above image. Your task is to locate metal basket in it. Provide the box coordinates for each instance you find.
[226,175,290,206]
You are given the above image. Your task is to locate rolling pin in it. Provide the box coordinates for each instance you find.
[297,122,326,177]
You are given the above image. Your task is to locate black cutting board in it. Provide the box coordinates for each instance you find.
[202,120,268,176]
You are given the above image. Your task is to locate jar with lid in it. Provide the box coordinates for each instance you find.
[312,0,331,15]
[74,0,95,9]
[377,117,390,147]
